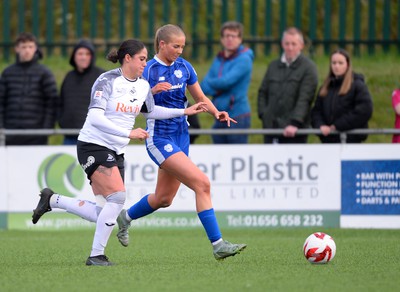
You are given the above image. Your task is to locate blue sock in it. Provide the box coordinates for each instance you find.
[127,194,155,220]
[198,208,222,242]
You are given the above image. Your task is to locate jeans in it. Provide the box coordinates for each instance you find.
[212,114,251,144]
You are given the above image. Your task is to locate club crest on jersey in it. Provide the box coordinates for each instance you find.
[164,144,173,152]
[174,70,183,78]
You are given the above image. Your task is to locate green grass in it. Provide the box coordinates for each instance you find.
[0,228,399,291]
[1,52,399,144]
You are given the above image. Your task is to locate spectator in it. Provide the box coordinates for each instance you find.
[311,48,373,143]
[257,27,318,143]
[391,88,400,143]
[59,39,105,145]
[201,21,253,144]
[0,32,58,145]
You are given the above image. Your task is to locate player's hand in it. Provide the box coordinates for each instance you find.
[151,82,172,95]
[215,111,237,127]
[129,128,149,141]
[283,125,298,137]
[320,125,331,136]
[184,102,208,116]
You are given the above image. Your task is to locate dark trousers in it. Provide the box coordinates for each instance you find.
[263,135,308,144]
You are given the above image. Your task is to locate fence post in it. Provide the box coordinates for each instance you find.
[353,0,361,56]
[368,0,376,55]
[323,0,332,55]
[206,0,213,59]
[2,0,11,61]
[61,0,68,57]
[338,0,346,49]
[264,0,272,55]
[18,0,25,33]
[382,0,391,53]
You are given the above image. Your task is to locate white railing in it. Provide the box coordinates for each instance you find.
[1,128,400,145]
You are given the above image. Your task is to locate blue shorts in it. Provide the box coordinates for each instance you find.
[146,134,189,167]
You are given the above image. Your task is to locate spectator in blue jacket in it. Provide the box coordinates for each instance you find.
[201,21,254,144]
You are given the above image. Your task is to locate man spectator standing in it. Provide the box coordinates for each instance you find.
[257,27,318,143]
[58,39,105,145]
[0,32,58,145]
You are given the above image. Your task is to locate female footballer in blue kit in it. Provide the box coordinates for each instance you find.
[117,24,247,260]
[31,39,207,266]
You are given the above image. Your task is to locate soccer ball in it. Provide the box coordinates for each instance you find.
[303,232,336,264]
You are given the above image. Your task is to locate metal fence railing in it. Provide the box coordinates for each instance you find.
[1,128,400,146]
[1,0,399,61]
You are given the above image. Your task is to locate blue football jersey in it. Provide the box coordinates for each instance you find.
[143,56,198,136]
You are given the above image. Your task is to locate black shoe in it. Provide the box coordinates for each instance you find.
[32,188,54,224]
[86,255,114,266]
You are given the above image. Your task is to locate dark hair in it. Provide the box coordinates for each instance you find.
[220,21,244,37]
[15,32,37,46]
[106,39,145,64]
[154,24,185,53]
[319,48,353,96]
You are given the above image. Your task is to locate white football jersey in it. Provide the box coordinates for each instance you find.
[78,68,154,154]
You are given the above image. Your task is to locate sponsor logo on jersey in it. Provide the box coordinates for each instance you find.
[116,102,140,113]
[174,70,183,78]
[94,91,103,100]
[170,83,184,90]
[158,76,166,81]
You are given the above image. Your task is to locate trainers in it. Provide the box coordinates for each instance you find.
[32,188,54,224]
[213,240,247,260]
[85,255,114,266]
[116,209,131,247]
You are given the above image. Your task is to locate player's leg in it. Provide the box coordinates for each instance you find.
[117,168,181,247]
[32,188,99,224]
[155,152,247,260]
[86,165,125,266]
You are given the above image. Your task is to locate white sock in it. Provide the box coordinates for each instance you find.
[90,192,125,257]
[212,238,223,246]
[50,194,98,222]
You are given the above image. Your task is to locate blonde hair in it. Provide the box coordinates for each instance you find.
[154,24,185,53]
[319,48,353,97]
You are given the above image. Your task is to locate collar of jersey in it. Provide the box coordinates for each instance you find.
[118,68,138,82]
[154,55,175,66]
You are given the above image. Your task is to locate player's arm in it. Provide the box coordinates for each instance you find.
[187,82,237,126]
[142,102,207,119]
[88,108,148,140]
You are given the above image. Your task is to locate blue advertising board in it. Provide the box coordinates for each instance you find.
[341,160,400,215]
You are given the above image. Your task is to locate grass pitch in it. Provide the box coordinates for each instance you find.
[0,228,399,292]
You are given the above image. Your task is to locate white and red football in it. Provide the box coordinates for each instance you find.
[303,232,336,264]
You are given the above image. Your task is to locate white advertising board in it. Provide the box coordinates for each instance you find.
[4,145,341,212]
[1,144,399,229]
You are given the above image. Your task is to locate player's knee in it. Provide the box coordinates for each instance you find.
[194,177,211,194]
[157,196,173,208]
[106,191,126,205]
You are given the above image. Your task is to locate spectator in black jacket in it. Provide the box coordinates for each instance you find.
[59,39,105,145]
[311,48,373,143]
[0,32,58,145]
